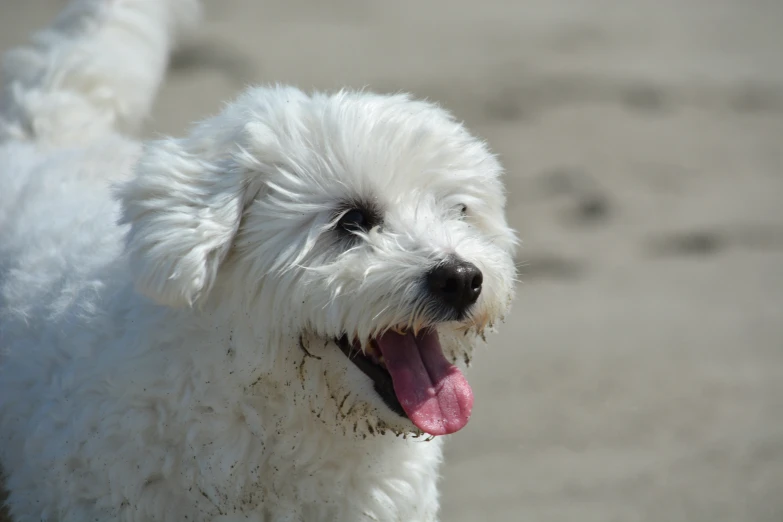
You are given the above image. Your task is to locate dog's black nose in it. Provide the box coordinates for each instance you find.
[427,258,483,314]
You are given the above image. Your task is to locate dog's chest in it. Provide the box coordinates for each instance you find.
[190,419,443,522]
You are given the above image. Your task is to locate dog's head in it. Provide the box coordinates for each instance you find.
[119,86,516,437]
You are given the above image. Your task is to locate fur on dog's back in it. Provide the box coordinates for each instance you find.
[0,139,134,325]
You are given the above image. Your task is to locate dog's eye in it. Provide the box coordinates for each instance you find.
[338,209,369,232]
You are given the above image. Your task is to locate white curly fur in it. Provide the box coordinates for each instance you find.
[0,1,516,521]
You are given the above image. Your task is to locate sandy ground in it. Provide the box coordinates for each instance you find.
[2,1,783,521]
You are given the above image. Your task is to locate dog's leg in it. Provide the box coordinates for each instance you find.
[0,0,201,145]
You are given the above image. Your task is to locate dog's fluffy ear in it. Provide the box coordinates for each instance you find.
[118,138,246,307]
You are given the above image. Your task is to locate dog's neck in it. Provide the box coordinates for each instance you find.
[125,291,445,519]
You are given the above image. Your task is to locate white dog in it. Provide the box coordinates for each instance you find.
[0,1,516,521]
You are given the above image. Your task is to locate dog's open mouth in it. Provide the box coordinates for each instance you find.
[337,328,473,436]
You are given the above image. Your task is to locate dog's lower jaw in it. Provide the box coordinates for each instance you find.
[281,332,419,439]
[334,335,408,420]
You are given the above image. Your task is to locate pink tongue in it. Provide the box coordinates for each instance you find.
[376,329,473,436]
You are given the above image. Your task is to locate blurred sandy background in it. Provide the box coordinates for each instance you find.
[2,1,783,521]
